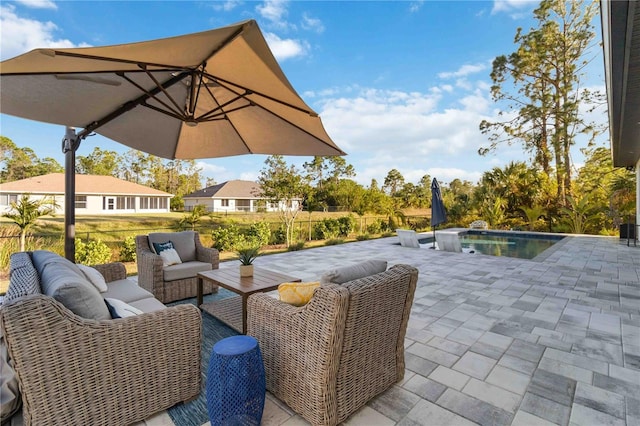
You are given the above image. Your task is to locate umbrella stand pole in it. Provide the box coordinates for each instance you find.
[63,127,81,262]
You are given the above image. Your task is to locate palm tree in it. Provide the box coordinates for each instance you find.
[3,194,58,251]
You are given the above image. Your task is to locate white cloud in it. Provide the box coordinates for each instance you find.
[14,0,57,9]
[256,0,290,29]
[0,5,90,60]
[264,32,308,61]
[301,13,324,33]
[491,0,537,17]
[409,1,424,13]
[211,1,242,12]
[315,84,499,185]
[438,62,488,79]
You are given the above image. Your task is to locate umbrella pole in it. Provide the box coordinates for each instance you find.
[63,127,81,262]
[432,226,436,249]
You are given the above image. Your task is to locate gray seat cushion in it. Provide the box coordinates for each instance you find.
[31,251,111,320]
[163,261,212,282]
[148,231,197,262]
[128,297,167,313]
[320,259,388,285]
[103,279,155,304]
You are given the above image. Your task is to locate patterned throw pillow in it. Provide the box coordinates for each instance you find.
[6,253,41,301]
[152,240,175,254]
[278,282,320,306]
[152,241,183,267]
[104,298,143,318]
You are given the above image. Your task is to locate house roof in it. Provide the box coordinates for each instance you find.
[184,180,262,199]
[0,173,172,196]
[601,0,640,167]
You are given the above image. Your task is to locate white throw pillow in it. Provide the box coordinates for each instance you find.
[159,248,182,267]
[104,298,143,318]
[77,264,108,292]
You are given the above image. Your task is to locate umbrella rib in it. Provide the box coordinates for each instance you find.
[205,77,342,153]
[37,50,199,73]
[200,104,252,121]
[76,71,189,139]
[210,74,317,117]
[119,72,186,118]
[196,94,247,121]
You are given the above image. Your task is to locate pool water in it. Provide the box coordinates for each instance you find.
[460,232,562,259]
[414,230,564,259]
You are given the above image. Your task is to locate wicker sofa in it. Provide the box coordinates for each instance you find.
[0,250,202,426]
[135,231,219,303]
[247,263,418,426]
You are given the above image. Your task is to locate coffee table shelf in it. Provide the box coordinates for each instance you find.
[201,296,243,333]
[197,267,300,334]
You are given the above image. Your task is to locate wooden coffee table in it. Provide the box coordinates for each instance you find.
[197,267,301,334]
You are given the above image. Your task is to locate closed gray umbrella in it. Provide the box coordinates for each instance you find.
[430,178,447,248]
[0,20,345,260]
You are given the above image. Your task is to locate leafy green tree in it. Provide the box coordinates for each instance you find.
[121,149,152,184]
[77,147,121,176]
[479,0,601,206]
[257,155,307,247]
[574,146,635,232]
[609,174,636,227]
[3,194,58,251]
[363,179,393,215]
[382,169,405,196]
[1,136,63,182]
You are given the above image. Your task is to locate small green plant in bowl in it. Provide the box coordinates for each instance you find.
[237,246,260,265]
[237,245,260,277]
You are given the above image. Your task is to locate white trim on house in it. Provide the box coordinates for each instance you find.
[183,180,301,213]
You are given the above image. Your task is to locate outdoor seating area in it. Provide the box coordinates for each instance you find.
[1,233,639,425]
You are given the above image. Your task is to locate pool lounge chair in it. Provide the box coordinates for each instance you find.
[396,229,430,248]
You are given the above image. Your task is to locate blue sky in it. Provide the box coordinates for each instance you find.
[0,0,607,187]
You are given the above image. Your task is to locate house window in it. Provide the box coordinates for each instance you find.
[75,195,87,209]
[0,194,18,206]
[221,199,229,207]
[139,197,165,210]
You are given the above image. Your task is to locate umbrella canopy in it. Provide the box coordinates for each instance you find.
[0,19,344,158]
[431,178,447,227]
[0,19,345,260]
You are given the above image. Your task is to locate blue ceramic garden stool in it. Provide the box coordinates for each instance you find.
[206,335,266,426]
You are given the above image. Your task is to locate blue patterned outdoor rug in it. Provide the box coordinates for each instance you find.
[167,290,238,426]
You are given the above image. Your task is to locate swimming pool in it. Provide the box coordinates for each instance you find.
[461,231,563,259]
[417,230,564,260]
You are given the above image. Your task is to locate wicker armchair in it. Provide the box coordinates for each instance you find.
[135,231,219,303]
[247,264,418,426]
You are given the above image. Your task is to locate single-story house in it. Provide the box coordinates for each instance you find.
[0,173,172,215]
[183,180,301,213]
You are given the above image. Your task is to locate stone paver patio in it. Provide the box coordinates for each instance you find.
[143,233,640,426]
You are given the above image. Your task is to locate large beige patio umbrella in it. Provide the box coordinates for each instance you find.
[0,19,344,260]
